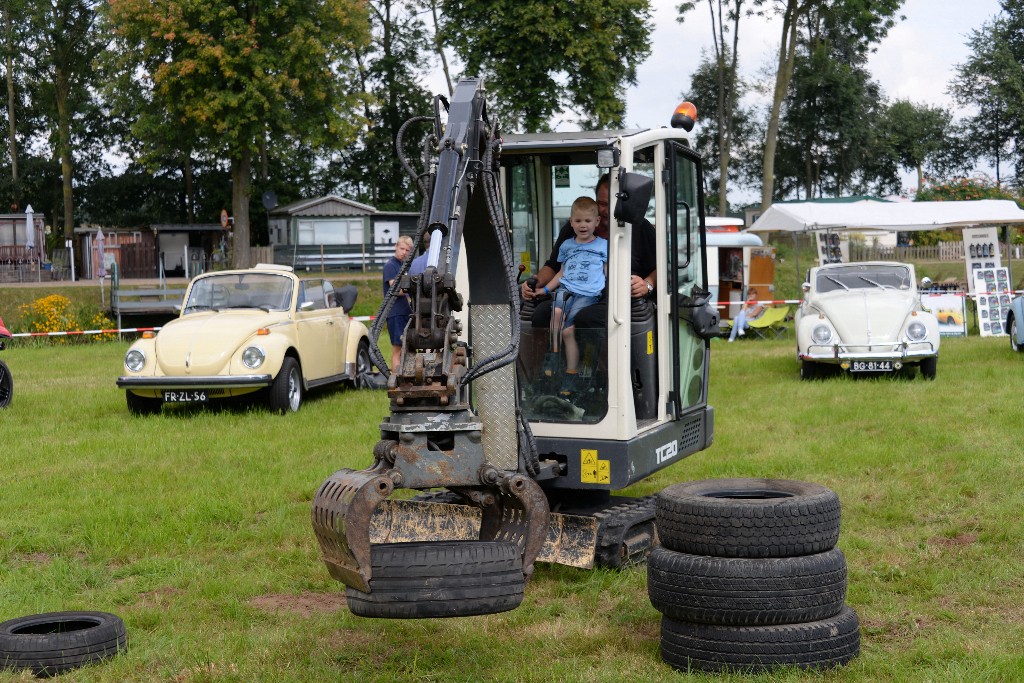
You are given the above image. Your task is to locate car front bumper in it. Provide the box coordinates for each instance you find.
[117,374,274,390]
[799,341,938,365]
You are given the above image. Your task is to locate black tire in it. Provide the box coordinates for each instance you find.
[345,541,525,619]
[352,339,374,388]
[655,478,841,558]
[0,611,127,677]
[647,546,847,625]
[125,391,161,416]
[1011,316,1022,352]
[799,360,817,381]
[919,356,937,380]
[660,606,860,673]
[0,359,12,408]
[269,356,302,413]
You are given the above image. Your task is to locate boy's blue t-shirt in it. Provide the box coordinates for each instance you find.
[556,236,608,297]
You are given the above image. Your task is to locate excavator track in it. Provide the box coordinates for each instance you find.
[408,490,659,569]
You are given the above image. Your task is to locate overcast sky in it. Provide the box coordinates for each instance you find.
[622,0,1004,129]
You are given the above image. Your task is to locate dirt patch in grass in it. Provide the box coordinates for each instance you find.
[249,591,347,617]
[137,587,184,608]
[928,532,979,547]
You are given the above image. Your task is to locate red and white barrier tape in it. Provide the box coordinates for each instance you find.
[714,292,1014,308]
[12,327,161,338]
[9,316,377,338]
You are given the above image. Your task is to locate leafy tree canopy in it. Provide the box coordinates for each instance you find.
[440,0,653,132]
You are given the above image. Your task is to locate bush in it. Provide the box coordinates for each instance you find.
[17,294,116,343]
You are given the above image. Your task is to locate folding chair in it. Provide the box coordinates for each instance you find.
[747,305,790,339]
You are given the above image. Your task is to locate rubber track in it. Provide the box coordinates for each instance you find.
[660,605,861,673]
[655,479,841,557]
[647,546,847,625]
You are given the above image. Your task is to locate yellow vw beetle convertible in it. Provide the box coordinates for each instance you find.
[117,264,372,415]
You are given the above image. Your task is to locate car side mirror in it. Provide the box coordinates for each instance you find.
[613,171,654,225]
[920,277,932,290]
[337,285,358,313]
[299,300,315,311]
[802,282,811,293]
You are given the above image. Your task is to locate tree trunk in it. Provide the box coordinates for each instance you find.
[55,65,74,238]
[429,0,453,96]
[183,154,195,223]
[4,18,17,206]
[231,151,252,269]
[761,0,800,212]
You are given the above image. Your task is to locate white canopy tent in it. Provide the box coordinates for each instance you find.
[747,199,1024,233]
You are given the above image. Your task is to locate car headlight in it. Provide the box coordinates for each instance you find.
[906,321,927,341]
[125,349,146,373]
[811,324,833,345]
[242,345,266,369]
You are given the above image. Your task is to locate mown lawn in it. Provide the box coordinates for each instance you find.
[0,333,1022,682]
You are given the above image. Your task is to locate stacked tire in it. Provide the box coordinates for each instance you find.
[648,478,860,673]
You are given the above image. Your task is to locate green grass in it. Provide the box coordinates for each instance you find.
[1,333,1023,681]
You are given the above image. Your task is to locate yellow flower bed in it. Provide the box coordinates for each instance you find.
[17,294,116,343]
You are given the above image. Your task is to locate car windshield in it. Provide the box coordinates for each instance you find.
[183,273,293,313]
[815,265,911,293]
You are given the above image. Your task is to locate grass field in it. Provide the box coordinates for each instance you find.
[1,331,1022,682]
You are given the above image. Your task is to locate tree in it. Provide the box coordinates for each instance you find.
[439,0,653,132]
[875,100,949,192]
[949,12,1024,190]
[25,0,106,238]
[758,0,901,209]
[340,0,433,210]
[683,49,758,212]
[106,0,371,268]
[775,36,885,199]
[0,0,28,208]
[677,0,761,215]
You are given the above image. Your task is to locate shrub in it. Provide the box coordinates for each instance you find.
[17,294,116,343]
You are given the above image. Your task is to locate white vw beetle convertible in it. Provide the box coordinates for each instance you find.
[117,264,373,414]
[796,261,939,380]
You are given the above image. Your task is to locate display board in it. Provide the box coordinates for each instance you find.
[816,231,847,265]
[963,226,1002,294]
[923,292,967,337]
[972,267,1011,337]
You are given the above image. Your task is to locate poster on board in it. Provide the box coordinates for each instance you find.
[816,231,846,265]
[973,268,1011,337]
[922,292,967,336]
[964,227,1001,294]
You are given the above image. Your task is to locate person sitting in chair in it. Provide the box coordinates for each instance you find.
[728,290,765,342]
[540,197,608,397]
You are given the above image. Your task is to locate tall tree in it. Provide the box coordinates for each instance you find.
[106,0,371,267]
[949,11,1024,189]
[758,0,901,209]
[683,50,758,212]
[775,33,884,199]
[677,0,761,215]
[0,0,28,208]
[876,100,949,191]
[439,0,653,132]
[26,0,106,238]
[341,0,433,210]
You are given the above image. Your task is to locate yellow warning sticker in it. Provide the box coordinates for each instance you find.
[580,449,610,484]
[520,252,532,273]
[647,330,654,354]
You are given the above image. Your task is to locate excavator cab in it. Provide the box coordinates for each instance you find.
[311,79,717,618]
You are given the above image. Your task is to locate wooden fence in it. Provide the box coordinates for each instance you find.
[848,242,983,262]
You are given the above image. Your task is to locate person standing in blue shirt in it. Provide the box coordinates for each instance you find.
[382,236,413,369]
[540,197,607,395]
